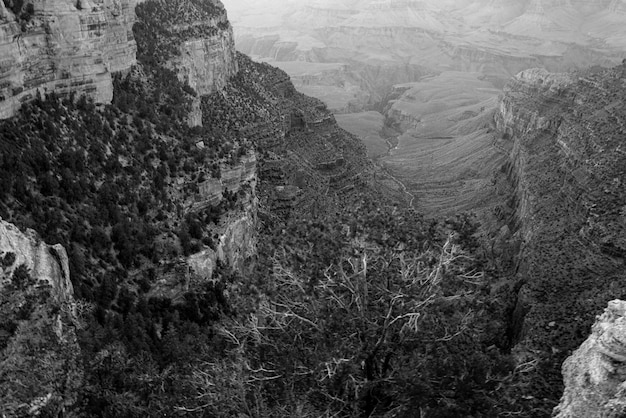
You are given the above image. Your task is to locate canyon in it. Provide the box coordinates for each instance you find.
[0,0,624,415]
[223,0,626,221]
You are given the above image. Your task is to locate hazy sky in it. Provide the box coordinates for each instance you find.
[221,0,626,49]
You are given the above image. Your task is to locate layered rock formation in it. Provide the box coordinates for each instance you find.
[0,0,137,119]
[186,152,258,280]
[554,300,626,418]
[0,218,73,302]
[378,71,504,217]
[187,152,256,211]
[188,194,257,280]
[492,63,626,414]
[168,11,237,96]
[134,0,237,126]
[224,0,625,112]
[0,0,238,121]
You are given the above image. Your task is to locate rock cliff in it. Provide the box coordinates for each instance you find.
[493,63,626,415]
[1,218,81,416]
[186,152,258,280]
[0,0,238,121]
[554,300,626,418]
[167,10,237,96]
[0,218,73,302]
[0,0,137,119]
[135,0,238,126]
[188,192,257,280]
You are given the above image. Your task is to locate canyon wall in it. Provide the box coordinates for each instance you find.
[0,0,238,120]
[0,0,137,119]
[493,64,626,413]
[187,193,257,280]
[168,12,238,96]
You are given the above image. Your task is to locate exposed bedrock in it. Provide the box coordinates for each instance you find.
[494,64,626,413]
[0,0,137,119]
[0,0,238,121]
[167,10,238,97]
[554,300,626,418]
[0,218,73,302]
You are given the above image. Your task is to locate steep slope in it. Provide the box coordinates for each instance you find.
[0,0,238,121]
[555,299,626,417]
[1,220,83,416]
[7,0,626,416]
[492,64,626,415]
[0,0,137,119]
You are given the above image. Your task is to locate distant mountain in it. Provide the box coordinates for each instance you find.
[223,0,626,111]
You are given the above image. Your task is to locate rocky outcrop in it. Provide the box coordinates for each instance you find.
[554,300,626,418]
[189,151,257,211]
[188,193,257,280]
[156,1,237,127]
[495,68,573,137]
[169,15,238,97]
[0,218,73,302]
[186,150,257,279]
[0,218,81,417]
[0,0,137,119]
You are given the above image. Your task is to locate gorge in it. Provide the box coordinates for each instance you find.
[0,0,625,417]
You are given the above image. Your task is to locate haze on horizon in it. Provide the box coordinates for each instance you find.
[222,0,626,108]
[221,0,626,218]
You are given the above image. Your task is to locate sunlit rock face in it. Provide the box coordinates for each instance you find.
[165,2,238,97]
[554,300,626,418]
[186,152,258,280]
[0,218,83,416]
[0,0,137,119]
[187,194,257,280]
[0,218,73,302]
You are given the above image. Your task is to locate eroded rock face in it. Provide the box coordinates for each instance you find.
[188,151,257,211]
[0,218,73,302]
[492,63,626,413]
[0,0,137,119]
[170,18,238,97]
[554,300,626,418]
[186,152,258,280]
[164,1,238,126]
[495,68,573,138]
[188,193,257,280]
[0,218,81,416]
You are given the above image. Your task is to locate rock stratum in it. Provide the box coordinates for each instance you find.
[0,0,237,119]
[555,300,626,417]
[0,0,137,119]
[492,63,626,414]
[0,0,625,415]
